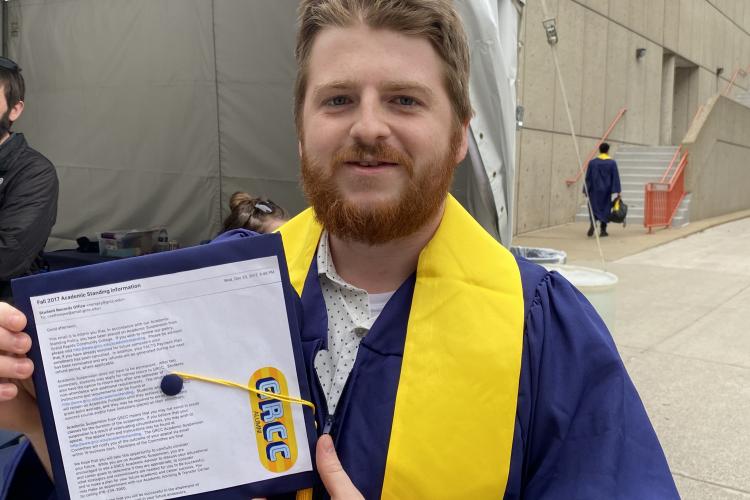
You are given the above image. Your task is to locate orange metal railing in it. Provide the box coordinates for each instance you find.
[722,66,750,97]
[644,153,688,233]
[723,69,743,96]
[565,107,627,186]
[659,145,683,183]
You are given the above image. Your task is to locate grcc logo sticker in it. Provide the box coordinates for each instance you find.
[249,366,300,473]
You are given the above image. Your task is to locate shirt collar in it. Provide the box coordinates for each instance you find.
[0,132,15,150]
[0,133,20,168]
[317,230,356,290]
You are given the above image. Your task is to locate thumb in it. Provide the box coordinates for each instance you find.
[316,434,363,499]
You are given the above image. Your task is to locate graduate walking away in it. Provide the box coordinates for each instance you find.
[0,1,678,498]
[585,142,621,237]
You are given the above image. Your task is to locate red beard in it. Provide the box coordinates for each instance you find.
[300,131,462,245]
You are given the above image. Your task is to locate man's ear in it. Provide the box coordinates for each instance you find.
[453,120,470,165]
[9,100,24,122]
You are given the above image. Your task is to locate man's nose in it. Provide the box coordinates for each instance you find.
[349,97,390,145]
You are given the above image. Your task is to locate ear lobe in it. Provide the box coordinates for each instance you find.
[453,121,470,165]
[9,101,24,122]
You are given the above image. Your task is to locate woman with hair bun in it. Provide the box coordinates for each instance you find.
[221,191,288,234]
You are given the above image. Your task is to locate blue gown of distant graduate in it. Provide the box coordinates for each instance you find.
[0,232,678,499]
[585,155,622,223]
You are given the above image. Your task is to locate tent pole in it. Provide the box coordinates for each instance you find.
[210,0,224,230]
[1,1,7,57]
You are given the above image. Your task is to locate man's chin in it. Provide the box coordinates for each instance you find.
[320,195,444,246]
[338,192,402,212]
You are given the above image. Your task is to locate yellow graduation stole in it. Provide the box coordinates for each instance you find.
[598,153,612,160]
[279,195,525,498]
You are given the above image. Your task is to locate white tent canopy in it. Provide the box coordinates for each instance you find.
[5,0,520,249]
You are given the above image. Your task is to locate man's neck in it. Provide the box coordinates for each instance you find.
[0,132,11,146]
[327,202,445,294]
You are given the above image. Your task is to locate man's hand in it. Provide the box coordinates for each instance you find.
[317,434,363,500]
[0,302,50,476]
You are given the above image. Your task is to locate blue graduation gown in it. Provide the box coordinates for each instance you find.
[585,157,621,223]
[0,254,678,499]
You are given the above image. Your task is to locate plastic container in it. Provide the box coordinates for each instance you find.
[510,246,567,265]
[543,264,618,332]
[99,227,165,257]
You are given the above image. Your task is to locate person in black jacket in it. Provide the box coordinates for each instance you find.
[0,57,58,303]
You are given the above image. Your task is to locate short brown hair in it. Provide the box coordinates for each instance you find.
[0,60,25,110]
[294,0,471,130]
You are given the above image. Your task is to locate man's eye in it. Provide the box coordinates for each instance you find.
[395,96,417,106]
[327,96,350,106]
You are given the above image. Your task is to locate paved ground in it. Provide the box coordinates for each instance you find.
[515,213,750,499]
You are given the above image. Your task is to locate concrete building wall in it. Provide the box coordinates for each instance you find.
[682,95,750,220]
[515,0,750,234]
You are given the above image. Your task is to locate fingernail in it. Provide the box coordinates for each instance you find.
[322,434,335,454]
[14,334,29,351]
[15,359,32,377]
[0,385,15,399]
[11,313,25,330]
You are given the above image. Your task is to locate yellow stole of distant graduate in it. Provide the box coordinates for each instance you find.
[279,195,525,498]
[598,153,612,160]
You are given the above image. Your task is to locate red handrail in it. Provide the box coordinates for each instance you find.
[671,153,687,183]
[660,103,704,182]
[723,67,748,96]
[659,145,682,183]
[644,153,689,233]
[565,107,627,186]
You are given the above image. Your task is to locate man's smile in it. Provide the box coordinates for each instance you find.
[342,160,400,173]
[345,160,398,167]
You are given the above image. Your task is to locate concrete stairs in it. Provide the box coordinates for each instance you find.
[734,90,750,108]
[575,145,691,228]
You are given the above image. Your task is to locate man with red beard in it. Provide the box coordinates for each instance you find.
[0,1,678,499]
